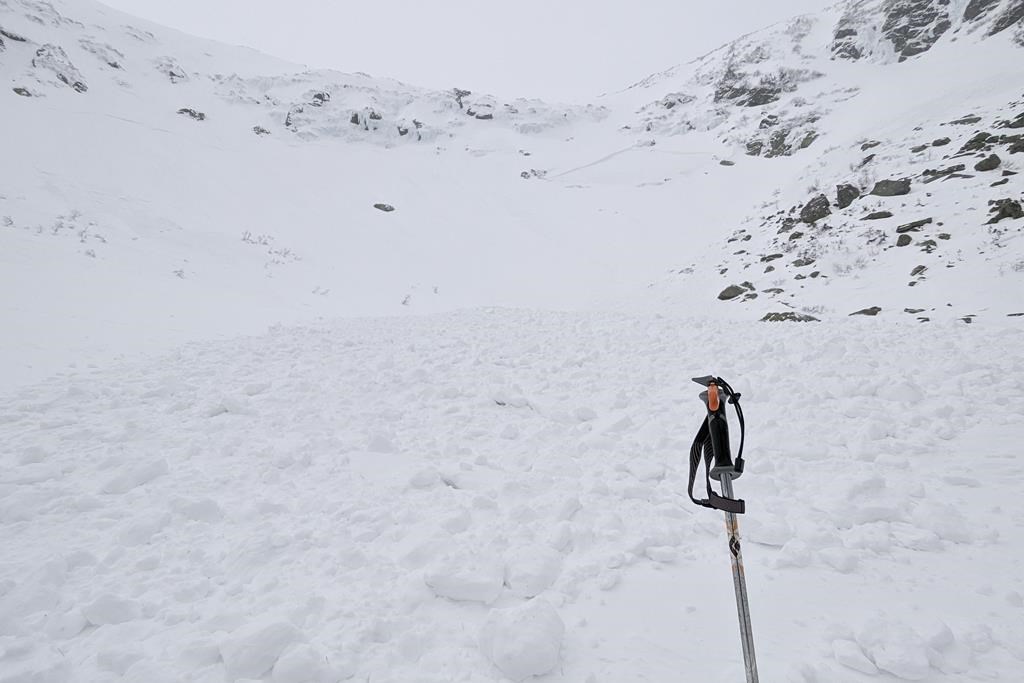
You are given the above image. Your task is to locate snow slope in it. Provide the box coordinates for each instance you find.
[3,310,1024,682]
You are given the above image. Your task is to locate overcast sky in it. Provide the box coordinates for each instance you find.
[100,0,833,101]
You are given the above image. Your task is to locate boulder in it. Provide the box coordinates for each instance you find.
[800,194,831,223]
[373,203,396,213]
[850,306,882,317]
[870,178,911,196]
[761,312,820,322]
[836,184,861,209]
[718,285,746,301]
[897,234,912,247]
[974,154,1001,171]
[863,211,894,220]
[987,198,1023,224]
[896,218,932,233]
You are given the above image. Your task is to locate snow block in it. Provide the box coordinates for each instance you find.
[480,598,565,681]
[505,546,563,598]
[424,553,504,603]
[100,458,169,494]
[272,643,335,683]
[83,595,141,625]
[220,620,304,680]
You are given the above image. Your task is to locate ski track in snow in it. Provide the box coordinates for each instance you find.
[2,309,1023,682]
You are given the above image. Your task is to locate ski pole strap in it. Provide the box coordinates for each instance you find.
[688,377,746,514]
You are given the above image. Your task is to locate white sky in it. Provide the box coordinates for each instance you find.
[99,0,834,101]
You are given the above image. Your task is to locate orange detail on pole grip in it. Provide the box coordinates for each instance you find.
[708,382,720,411]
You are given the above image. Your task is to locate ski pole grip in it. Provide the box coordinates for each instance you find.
[704,383,737,481]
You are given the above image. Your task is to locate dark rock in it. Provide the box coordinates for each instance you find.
[745,140,764,156]
[959,131,993,153]
[911,144,928,153]
[974,154,1001,171]
[991,178,1010,187]
[761,254,784,262]
[789,231,805,240]
[897,234,912,247]
[310,91,330,107]
[1005,170,1019,176]
[794,274,806,280]
[397,126,408,136]
[932,137,951,146]
[799,132,818,150]
[1009,312,1024,317]
[719,160,736,166]
[905,308,925,314]
[32,44,87,93]
[792,258,815,267]
[989,1,1024,35]
[911,265,927,277]
[718,285,747,301]
[919,239,938,253]
[12,87,31,97]
[252,125,270,136]
[938,233,951,240]
[861,154,876,167]
[810,271,821,278]
[964,0,999,21]
[861,140,881,151]
[896,217,933,233]
[800,194,831,223]
[864,211,894,220]
[922,164,966,183]
[350,112,360,125]
[368,111,382,121]
[761,312,820,322]
[947,115,982,125]
[870,178,912,196]
[452,88,471,109]
[987,198,1023,224]
[0,27,28,42]
[850,306,882,316]
[763,287,785,294]
[759,115,779,129]
[836,184,861,209]
[881,0,952,61]
[374,203,395,213]
[177,108,205,121]
[1004,113,1024,129]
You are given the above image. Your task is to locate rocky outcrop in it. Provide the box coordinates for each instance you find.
[870,178,912,196]
[882,0,952,61]
[836,184,861,209]
[32,45,87,92]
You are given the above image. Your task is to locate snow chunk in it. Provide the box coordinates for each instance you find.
[480,598,565,681]
[856,618,931,680]
[505,546,563,598]
[272,643,336,683]
[832,639,877,674]
[425,552,504,604]
[220,620,304,680]
[100,459,168,494]
[83,595,140,625]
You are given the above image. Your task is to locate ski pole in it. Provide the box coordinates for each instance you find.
[689,376,759,683]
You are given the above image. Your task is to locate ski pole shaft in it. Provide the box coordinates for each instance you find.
[720,473,759,683]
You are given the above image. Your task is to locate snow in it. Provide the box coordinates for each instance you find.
[2,0,1024,681]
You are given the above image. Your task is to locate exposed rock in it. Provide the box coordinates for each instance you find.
[896,218,932,233]
[718,285,747,301]
[800,194,831,223]
[989,1,1024,36]
[32,44,87,92]
[922,164,966,183]
[714,64,822,108]
[964,0,999,22]
[897,234,913,247]
[13,87,32,97]
[938,233,951,240]
[919,239,938,253]
[910,265,927,277]
[881,0,952,61]
[309,91,330,107]
[861,140,881,151]
[850,306,882,317]
[836,184,860,209]
[870,178,911,196]
[0,27,29,42]
[947,115,982,125]
[789,231,805,240]
[974,154,1001,171]
[905,308,926,314]
[863,211,894,220]
[177,108,205,121]
[719,160,736,166]
[761,253,784,262]
[911,144,928,153]
[155,56,188,83]
[792,258,815,267]
[959,131,994,153]
[253,125,270,136]
[1003,113,1024,129]
[761,312,820,322]
[79,39,124,69]
[987,198,1023,224]
[992,178,1010,187]
[932,137,951,146]
[374,203,396,213]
